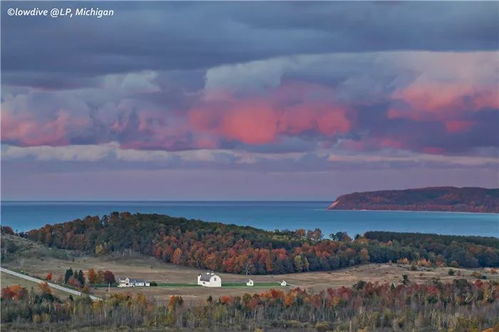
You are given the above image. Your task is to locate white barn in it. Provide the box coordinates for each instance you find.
[197,272,222,287]
[118,277,150,288]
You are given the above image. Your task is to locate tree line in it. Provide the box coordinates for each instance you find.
[62,268,116,289]
[1,278,497,331]
[23,212,499,274]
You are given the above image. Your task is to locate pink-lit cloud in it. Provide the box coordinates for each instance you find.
[444,120,474,133]
[1,51,497,159]
[388,82,498,126]
[1,110,88,147]
[386,52,498,135]
[189,82,352,145]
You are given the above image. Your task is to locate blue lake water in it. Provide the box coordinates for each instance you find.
[1,201,498,237]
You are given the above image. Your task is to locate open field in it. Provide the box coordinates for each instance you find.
[93,282,278,288]
[3,246,498,304]
[3,234,498,304]
[1,272,74,299]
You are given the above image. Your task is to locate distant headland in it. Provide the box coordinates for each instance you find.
[328,187,499,213]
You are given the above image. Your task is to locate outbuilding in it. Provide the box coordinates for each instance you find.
[118,277,150,287]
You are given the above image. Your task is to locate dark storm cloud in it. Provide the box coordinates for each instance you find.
[2,1,498,84]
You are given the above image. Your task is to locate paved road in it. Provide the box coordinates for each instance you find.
[1,266,102,301]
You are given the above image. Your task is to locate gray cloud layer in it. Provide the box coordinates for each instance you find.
[2,2,498,86]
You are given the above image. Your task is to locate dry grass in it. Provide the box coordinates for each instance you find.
[1,272,72,299]
[3,235,497,304]
[3,250,497,305]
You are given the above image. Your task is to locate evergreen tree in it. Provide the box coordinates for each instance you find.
[77,270,85,286]
[64,268,73,284]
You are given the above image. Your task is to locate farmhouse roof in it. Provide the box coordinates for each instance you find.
[120,277,146,283]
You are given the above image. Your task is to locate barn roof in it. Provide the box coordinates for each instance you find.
[199,272,217,281]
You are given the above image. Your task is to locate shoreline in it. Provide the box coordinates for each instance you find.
[326,208,499,215]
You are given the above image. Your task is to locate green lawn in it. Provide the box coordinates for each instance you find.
[222,282,281,288]
[93,282,283,288]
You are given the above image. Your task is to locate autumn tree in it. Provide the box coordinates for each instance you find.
[103,271,116,285]
[172,248,183,265]
[359,248,370,263]
[87,269,97,284]
[67,276,81,288]
[307,228,323,241]
[1,285,27,300]
[38,282,52,295]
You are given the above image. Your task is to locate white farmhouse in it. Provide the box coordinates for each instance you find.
[197,272,222,287]
[246,279,254,287]
[118,277,151,288]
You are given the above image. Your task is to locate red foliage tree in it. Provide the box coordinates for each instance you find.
[2,285,27,300]
[103,270,116,284]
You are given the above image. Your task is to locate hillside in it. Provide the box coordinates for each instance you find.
[327,187,499,213]
[19,212,499,274]
[5,233,497,304]
[1,232,78,263]
[3,227,499,331]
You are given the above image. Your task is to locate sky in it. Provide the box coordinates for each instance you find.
[1,2,498,200]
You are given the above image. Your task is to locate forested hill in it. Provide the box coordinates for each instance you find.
[328,187,499,213]
[23,212,499,274]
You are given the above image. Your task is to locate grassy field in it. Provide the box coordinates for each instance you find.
[2,234,498,304]
[1,272,73,299]
[93,282,281,288]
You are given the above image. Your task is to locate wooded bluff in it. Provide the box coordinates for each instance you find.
[24,212,499,274]
[328,187,499,213]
